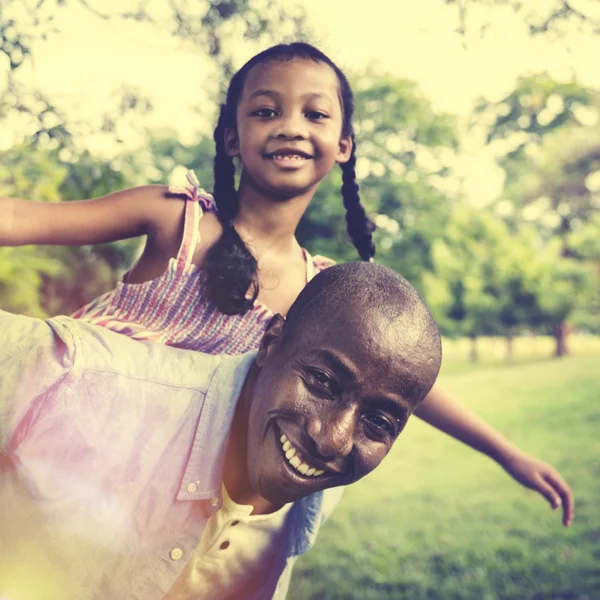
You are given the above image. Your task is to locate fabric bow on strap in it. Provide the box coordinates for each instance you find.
[168,170,217,212]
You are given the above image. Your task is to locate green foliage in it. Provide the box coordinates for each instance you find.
[424,206,535,338]
[446,0,600,39]
[0,144,142,316]
[534,240,597,325]
[476,74,596,145]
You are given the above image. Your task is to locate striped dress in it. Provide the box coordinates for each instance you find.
[73,171,335,355]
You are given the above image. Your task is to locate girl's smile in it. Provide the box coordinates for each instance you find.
[226,57,352,200]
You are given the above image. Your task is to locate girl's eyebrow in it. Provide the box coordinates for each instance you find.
[248,89,333,102]
[248,89,279,101]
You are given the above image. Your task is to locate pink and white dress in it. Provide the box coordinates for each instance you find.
[73,171,335,355]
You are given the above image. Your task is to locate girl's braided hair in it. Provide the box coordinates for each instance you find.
[203,42,375,315]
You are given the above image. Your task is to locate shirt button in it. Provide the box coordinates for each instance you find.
[209,496,219,506]
[187,483,197,493]
[170,548,183,561]
[231,520,240,527]
[219,541,230,550]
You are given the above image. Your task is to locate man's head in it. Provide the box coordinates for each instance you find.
[236,261,442,508]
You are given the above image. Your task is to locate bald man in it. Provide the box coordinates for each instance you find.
[0,262,441,600]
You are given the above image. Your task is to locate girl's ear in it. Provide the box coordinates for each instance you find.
[256,314,285,367]
[336,135,353,164]
[224,128,240,157]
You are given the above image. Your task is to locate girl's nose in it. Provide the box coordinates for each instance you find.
[273,113,309,140]
[306,405,358,459]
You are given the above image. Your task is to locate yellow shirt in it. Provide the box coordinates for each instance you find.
[163,486,293,599]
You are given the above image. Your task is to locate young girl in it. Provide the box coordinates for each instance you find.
[0,43,573,525]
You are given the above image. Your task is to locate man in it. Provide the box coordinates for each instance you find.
[0,262,442,599]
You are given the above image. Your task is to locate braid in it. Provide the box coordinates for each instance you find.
[202,104,259,315]
[212,105,237,224]
[340,136,376,261]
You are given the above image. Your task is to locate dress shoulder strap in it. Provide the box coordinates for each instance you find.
[168,170,217,270]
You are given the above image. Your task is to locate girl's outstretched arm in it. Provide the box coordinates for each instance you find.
[414,384,574,527]
[0,185,174,247]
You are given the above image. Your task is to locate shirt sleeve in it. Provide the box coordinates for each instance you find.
[0,310,73,453]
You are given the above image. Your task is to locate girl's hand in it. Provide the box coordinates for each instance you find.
[501,450,574,527]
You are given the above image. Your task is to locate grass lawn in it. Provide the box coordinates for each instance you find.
[288,336,600,600]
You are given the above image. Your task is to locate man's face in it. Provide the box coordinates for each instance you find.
[244,308,439,505]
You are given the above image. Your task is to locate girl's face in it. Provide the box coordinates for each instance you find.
[226,58,353,200]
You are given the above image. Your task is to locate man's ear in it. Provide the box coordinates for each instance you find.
[256,314,285,367]
[224,128,240,157]
[336,135,353,164]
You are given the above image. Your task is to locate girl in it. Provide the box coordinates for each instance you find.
[0,43,573,525]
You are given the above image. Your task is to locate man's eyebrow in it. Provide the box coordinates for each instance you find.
[308,348,411,422]
[369,397,410,424]
[308,348,356,380]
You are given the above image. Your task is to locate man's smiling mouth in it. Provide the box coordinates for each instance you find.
[279,433,325,477]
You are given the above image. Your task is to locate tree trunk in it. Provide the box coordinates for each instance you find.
[552,321,569,358]
[505,331,514,363]
[469,335,479,363]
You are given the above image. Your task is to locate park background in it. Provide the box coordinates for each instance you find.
[1,0,599,598]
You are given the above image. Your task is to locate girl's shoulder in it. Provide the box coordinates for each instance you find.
[312,254,337,272]
[164,171,223,263]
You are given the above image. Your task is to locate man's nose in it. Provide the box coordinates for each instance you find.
[306,404,358,459]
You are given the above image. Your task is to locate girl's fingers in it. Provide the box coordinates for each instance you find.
[534,476,562,510]
[544,471,575,527]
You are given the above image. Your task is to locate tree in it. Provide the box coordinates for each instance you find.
[446,0,600,40]
[532,240,596,356]
[424,206,541,361]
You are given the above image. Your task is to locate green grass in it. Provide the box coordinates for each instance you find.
[288,337,600,600]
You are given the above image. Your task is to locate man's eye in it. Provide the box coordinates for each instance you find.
[253,108,277,118]
[364,414,396,437]
[308,369,337,395]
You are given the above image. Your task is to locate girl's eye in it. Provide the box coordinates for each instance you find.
[254,108,277,118]
[363,414,396,438]
[306,111,328,120]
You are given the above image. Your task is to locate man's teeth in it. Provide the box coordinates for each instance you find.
[280,434,325,477]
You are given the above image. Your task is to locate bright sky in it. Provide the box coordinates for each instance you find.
[3,0,600,204]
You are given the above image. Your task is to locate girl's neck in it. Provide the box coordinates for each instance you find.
[234,180,315,254]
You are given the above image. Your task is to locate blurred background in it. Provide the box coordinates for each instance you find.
[1,0,599,598]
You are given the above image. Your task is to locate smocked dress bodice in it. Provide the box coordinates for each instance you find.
[72,171,335,355]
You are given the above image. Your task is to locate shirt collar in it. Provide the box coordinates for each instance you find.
[174,348,343,558]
